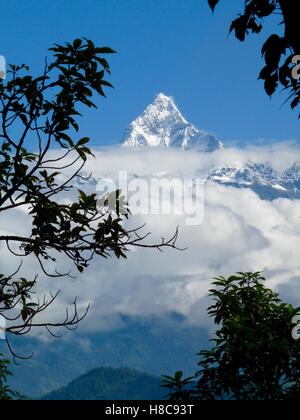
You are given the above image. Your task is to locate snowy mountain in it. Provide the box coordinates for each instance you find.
[207,162,300,200]
[122,93,223,152]
[120,93,300,200]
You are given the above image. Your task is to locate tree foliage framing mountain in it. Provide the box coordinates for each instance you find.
[0,38,181,398]
[208,0,300,117]
[163,272,300,400]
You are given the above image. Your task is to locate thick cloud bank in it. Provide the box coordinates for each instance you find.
[1,143,300,336]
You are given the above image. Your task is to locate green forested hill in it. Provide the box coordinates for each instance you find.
[4,315,209,398]
[41,367,165,400]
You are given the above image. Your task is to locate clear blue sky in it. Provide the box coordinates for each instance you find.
[0,0,299,146]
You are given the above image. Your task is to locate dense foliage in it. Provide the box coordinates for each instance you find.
[164,273,300,400]
[0,355,16,400]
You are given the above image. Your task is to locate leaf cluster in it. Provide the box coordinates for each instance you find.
[165,273,300,400]
[208,1,300,116]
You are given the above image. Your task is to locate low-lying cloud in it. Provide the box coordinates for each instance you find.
[1,143,300,337]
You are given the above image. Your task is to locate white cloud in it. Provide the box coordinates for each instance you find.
[1,143,300,338]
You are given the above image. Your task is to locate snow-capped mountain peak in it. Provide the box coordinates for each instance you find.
[207,161,300,200]
[119,94,300,199]
[122,93,223,152]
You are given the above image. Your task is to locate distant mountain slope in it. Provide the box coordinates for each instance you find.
[41,367,165,400]
[122,93,223,152]
[5,315,209,399]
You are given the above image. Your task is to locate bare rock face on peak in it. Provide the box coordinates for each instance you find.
[122,93,223,152]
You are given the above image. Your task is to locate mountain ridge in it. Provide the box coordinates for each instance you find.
[207,162,300,200]
[6,314,207,398]
[41,367,165,400]
[119,93,300,200]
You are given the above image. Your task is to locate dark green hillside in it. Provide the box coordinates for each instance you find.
[42,367,165,400]
[4,315,209,398]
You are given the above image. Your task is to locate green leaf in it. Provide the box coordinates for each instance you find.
[175,371,183,382]
[95,47,116,54]
[73,39,82,49]
[208,0,219,12]
[77,137,90,146]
